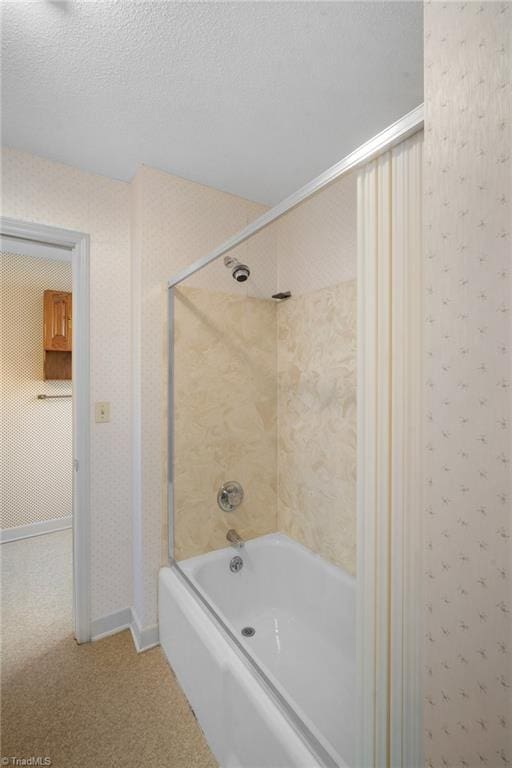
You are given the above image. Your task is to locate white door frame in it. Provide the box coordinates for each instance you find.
[0,217,91,643]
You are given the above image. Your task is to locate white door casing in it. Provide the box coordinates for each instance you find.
[0,217,91,643]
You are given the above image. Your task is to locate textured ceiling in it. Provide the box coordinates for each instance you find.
[1,1,423,204]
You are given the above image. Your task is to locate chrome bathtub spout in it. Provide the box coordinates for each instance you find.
[226,529,244,549]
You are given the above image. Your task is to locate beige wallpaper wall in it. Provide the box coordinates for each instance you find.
[424,3,512,766]
[0,252,72,531]
[173,286,277,560]
[276,171,357,294]
[277,280,357,574]
[1,147,132,622]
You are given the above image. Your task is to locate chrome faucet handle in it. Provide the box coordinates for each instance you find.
[217,481,244,512]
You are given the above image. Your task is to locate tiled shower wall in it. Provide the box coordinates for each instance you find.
[0,252,72,530]
[173,286,277,560]
[423,2,512,765]
[172,279,357,573]
[277,279,357,574]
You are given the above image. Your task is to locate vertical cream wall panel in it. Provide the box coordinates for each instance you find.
[424,3,512,765]
[1,148,132,621]
[357,135,424,765]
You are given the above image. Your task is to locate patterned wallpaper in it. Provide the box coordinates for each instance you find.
[0,252,72,530]
[277,280,357,574]
[173,286,277,560]
[423,3,512,766]
[276,171,357,296]
[1,148,132,621]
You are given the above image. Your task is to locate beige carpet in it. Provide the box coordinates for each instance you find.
[0,530,217,768]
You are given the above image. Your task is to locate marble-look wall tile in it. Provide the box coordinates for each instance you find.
[424,3,512,765]
[173,279,357,572]
[277,280,357,574]
[173,286,278,559]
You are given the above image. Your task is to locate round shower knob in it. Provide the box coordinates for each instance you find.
[217,481,244,512]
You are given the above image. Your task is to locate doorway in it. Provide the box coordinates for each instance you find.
[0,217,90,643]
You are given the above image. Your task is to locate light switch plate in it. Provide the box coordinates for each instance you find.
[95,401,110,423]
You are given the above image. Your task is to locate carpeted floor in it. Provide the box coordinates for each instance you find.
[0,529,217,768]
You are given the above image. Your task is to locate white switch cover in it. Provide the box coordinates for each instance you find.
[95,402,110,423]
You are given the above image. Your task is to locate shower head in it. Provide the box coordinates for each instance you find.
[232,263,250,282]
[224,255,250,283]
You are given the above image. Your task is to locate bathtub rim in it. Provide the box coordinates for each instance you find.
[167,556,348,768]
[179,531,356,593]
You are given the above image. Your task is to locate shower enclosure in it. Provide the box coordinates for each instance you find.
[163,173,357,767]
[159,106,424,768]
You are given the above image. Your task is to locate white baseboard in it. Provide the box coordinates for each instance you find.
[0,516,72,543]
[91,606,159,652]
[90,607,133,642]
[0,518,159,652]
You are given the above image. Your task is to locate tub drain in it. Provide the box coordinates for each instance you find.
[241,626,255,637]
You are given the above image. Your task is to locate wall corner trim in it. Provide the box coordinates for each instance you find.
[130,607,160,653]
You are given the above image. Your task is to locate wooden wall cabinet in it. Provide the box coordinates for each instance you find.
[43,290,72,380]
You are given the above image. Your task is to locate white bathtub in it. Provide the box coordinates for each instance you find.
[159,533,355,768]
